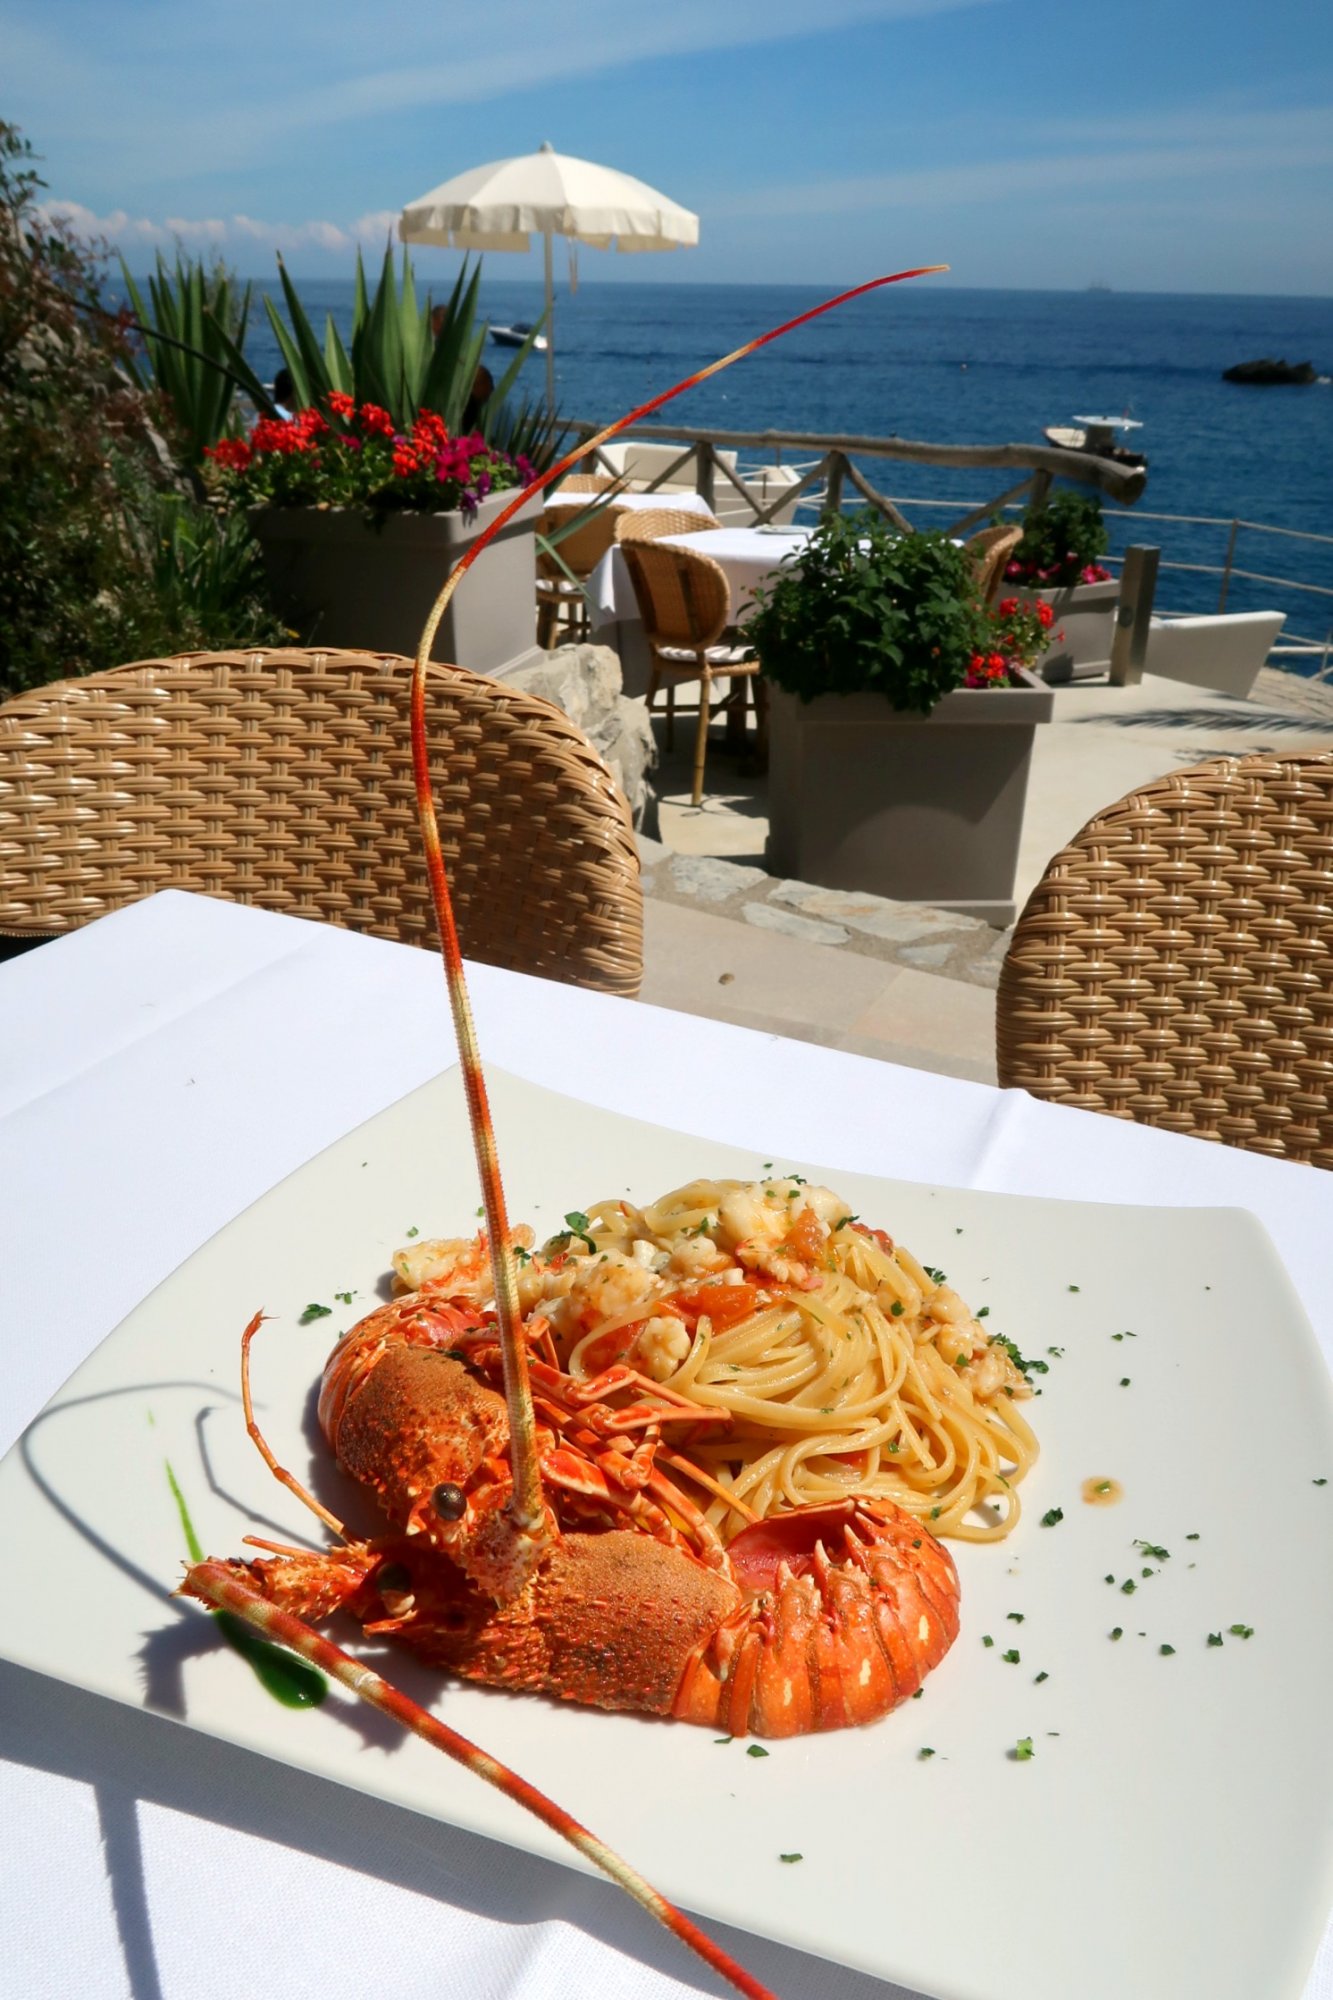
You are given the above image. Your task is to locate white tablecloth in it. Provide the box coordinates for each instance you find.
[2,891,1330,2000]
[544,489,719,519]
[589,525,812,629]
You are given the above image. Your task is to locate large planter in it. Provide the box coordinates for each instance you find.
[250,490,542,676]
[765,670,1054,926]
[1010,578,1119,683]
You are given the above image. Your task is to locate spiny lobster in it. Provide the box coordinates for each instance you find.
[182,266,954,2000]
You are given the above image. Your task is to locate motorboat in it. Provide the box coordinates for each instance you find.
[490,322,548,353]
[1043,414,1146,469]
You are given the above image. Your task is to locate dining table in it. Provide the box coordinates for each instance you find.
[588,524,811,636]
[544,489,719,521]
[2,888,1331,2000]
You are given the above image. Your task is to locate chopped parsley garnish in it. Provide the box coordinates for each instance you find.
[1185,1532,1200,1540]
[1105,1574,1115,1584]
[912,1688,924,1699]
[911,1538,922,1548]
[779,1852,803,1863]
[832,1213,859,1230]
[1034,1670,1049,1683]
[1047,1345,1065,1358]
[1110,1627,1123,1640]
[1013,1737,1035,1761]
[475,1205,484,1218]
[746,1744,770,1758]
[1207,1633,1223,1647]
[1159,1644,1176,1656]
[1001,1649,1020,1664]
[982,1635,994,1648]
[1040,1507,1064,1527]
[1315,1478,1328,1487]
[1006,1612,1025,1623]
[954,1356,970,1371]
[333,1291,354,1304]
[1229,1623,1255,1639]
[1134,1541,1170,1562]
[714,1737,732,1745]
[918,1747,936,1760]
[1094,1481,1113,1495]
[512,1245,532,1265]
[989,1334,1047,1382]
[404,1226,419,1239]
[890,1300,905,1317]
[976,1306,990,1319]
[1067,1284,1080,1293]
[923,1266,947,1285]
[299,1303,332,1323]
[560,1211,598,1253]
[930,1506,942,1520]
[1120,1579,1137,1595]
[1120,1378,1131,1387]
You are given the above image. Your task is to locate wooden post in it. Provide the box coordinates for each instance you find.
[697,441,716,515]
[1028,470,1053,514]
[823,452,846,518]
[1108,546,1160,686]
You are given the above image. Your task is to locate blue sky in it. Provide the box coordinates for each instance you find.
[6,0,1332,292]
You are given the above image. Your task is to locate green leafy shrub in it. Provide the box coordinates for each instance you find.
[0,123,284,697]
[742,513,988,713]
[1005,491,1110,588]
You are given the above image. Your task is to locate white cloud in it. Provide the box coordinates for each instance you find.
[39,201,401,259]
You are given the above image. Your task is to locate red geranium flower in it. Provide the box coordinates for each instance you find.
[357,402,395,437]
[327,391,354,420]
[205,437,252,472]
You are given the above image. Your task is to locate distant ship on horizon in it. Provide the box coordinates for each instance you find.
[1086,280,1113,293]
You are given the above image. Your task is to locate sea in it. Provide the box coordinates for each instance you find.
[237,279,1333,652]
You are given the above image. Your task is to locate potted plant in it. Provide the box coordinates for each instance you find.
[744,515,1053,925]
[201,252,561,674]
[1002,491,1118,680]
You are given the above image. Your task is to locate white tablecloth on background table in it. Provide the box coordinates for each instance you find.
[589,525,812,629]
[544,489,719,519]
[2,891,1330,2000]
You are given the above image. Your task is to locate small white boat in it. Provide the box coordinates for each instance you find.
[1043,414,1146,468]
[490,323,548,353]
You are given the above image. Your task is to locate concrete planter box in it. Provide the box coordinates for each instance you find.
[1015,578,1119,682]
[765,670,1054,926]
[250,491,541,676]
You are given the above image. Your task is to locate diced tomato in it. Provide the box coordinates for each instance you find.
[579,1324,642,1375]
[666,1282,767,1332]
[783,1207,825,1265]
[829,1448,870,1472]
[854,1223,895,1256]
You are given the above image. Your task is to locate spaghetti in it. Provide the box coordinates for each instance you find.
[394,1175,1038,1543]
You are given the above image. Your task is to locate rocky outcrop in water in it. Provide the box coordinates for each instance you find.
[1222,358,1318,385]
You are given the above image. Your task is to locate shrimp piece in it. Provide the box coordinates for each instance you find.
[393,1227,536,1303]
[716,1180,848,1287]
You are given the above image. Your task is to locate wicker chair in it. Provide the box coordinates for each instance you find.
[964,524,1024,605]
[996,752,1333,1167]
[0,648,643,996]
[615,507,720,543]
[535,503,626,649]
[619,541,765,808]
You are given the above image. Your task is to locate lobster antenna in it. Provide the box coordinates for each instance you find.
[409,266,948,1582]
[184,1560,777,2000]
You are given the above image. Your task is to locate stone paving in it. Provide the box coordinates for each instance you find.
[636,836,1011,991]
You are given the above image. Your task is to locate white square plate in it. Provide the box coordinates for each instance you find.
[2,1068,1332,2000]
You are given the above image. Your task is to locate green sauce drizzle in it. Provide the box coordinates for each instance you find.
[166,1461,327,1710]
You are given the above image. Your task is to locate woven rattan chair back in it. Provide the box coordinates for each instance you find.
[556,474,616,494]
[619,542,731,650]
[0,648,643,996]
[615,508,721,543]
[964,524,1024,605]
[537,505,623,582]
[996,752,1333,1167]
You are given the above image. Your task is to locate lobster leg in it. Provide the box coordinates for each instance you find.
[184,1560,778,2000]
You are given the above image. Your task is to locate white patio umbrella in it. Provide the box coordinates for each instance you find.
[398,142,698,412]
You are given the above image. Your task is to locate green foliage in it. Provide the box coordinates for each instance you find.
[1008,490,1109,587]
[119,251,273,462]
[741,512,986,714]
[0,122,284,697]
[263,246,561,463]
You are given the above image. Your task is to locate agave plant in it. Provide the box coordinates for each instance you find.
[119,253,274,462]
[261,247,562,463]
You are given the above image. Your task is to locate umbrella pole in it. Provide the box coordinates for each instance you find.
[543,227,555,416]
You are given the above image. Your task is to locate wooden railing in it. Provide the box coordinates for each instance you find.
[569,419,1148,532]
